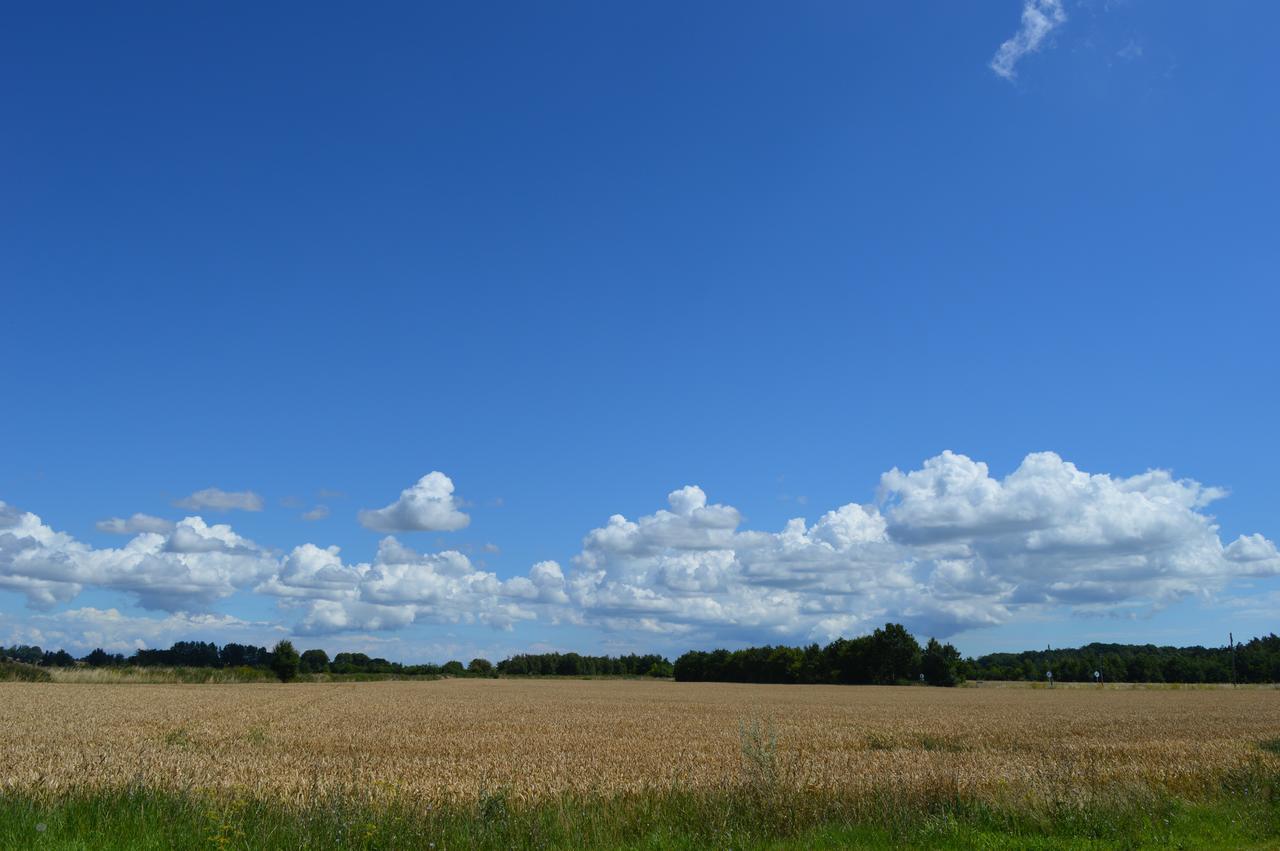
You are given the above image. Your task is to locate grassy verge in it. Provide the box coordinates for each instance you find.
[46,666,279,684]
[1,770,1275,850]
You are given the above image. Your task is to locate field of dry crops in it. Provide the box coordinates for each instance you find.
[2,680,1277,808]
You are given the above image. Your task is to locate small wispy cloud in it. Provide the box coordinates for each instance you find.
[301,505,330,522]
[1117,39,1143,61]
[990,0,1067,81]
[174,487,264,513]
[95,513,175,535]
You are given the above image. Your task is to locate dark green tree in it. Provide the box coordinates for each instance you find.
[870,623,922,684]
[40,649,76,667]
[270,640,300,682]
[468,658,494,676]
[921,637,963,686]
[83,648,124,667]
[644,658,674,678]
[2,645,44,664]
[220,642,270,668]
[331,652,372,673]
[299,649,330,674]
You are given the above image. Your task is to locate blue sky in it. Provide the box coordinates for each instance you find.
[2,1,1277,663]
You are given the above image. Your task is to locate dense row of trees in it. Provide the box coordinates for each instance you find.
[672,627,1280,687]
[5,630,1278,685]
[674,625,964,686]
[2,645,78,668]
[0,642,671,680]
[0,639,306,682]
[1,641,281,670]
[497,652,673,678]
[968,634,1280,684]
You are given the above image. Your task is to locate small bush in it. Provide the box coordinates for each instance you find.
[739,718,779,790]
[0,660,52,682]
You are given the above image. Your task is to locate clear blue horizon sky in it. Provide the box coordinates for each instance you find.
[3,2,1277,663]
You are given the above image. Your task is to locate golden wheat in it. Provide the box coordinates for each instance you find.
[1,680,1276,806]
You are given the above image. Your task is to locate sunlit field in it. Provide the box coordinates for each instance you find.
[2,679,1278,848]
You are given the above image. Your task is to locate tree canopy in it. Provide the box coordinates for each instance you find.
[4,631,1276,686]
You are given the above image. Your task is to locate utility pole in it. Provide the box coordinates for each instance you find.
[1230,632,1237,688]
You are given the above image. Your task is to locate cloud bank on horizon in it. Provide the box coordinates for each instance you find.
[2,453,1277,654]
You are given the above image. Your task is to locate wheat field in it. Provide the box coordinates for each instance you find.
[2,679,1277,811]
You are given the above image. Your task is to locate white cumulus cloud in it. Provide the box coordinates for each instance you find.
[565,485,924,643]
[3,453,1277,648]
[559,452,1279,643]
[357,472,470,532]
[878,451,1254,614]
[259,537,556,635]
[0,503,276,611]
[2,607,280,654]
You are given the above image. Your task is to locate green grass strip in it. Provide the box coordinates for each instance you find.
[1,781,1276,850]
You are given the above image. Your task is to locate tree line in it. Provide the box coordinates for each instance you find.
[674,624,965,685]
[0,640,488,680]
[0,641,673,681]
[673,627,1280,686]
[4,629,1277,685]
[497,652,673,678]
[966,634,1280,684]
